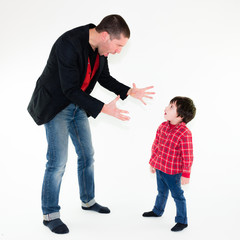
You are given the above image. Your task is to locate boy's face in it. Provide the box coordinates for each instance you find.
[164,102,183,125]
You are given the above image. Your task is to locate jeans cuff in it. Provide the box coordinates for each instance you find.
[152,207,163,216]
[82,199,95,208]
[43,212,60,221]
[175,216,188,225]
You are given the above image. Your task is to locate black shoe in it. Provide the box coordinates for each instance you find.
[171,223,188,232]
[82,203,110,214]
[43,219,69,234]
[142,211,160,217]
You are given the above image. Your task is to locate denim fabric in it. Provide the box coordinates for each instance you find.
[42,104,95,215]
[153,170,188,224]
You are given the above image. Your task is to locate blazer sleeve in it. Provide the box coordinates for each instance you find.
[56,37,104,118]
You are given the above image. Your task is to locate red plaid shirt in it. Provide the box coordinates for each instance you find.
[149,121,193,178]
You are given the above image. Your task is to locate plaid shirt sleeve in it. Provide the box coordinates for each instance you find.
[150,124,162,161]
[180,130,194,178]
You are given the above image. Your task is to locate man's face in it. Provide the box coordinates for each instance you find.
[98,33,128,57]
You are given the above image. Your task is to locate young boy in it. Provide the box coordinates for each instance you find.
[143,96,196,232]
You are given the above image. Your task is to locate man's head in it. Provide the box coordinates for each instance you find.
[96,14,130,40]
[168,96,196,124]
[94,15,130,57]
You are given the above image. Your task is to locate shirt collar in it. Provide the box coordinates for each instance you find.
[167,121,185,129]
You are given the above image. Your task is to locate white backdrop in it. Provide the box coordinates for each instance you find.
[0,0,239,239]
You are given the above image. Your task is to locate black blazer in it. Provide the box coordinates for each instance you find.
[27,24,130,125]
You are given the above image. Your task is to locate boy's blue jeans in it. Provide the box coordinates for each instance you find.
[153,170,188,224]
[42,104,95,219]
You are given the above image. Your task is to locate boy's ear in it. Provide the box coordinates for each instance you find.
[177,115,183,121]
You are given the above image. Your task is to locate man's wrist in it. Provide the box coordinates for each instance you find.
[127,88,132,96]
[101,104,106,113]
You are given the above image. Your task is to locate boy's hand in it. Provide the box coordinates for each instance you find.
[150,166,156,173]
[181,177,190,185]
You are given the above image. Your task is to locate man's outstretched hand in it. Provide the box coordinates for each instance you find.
[101,95,130,121]
[127,83,155,105]
[101,83,155,121]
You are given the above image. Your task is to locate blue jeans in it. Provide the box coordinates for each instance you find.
[153,170,188,224]
[42,104,95,218]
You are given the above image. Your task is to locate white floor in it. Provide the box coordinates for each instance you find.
[0,143,238,240]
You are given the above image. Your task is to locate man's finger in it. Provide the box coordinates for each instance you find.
[143,86,154,90]
[144,95,153,99]
[145,91,155,95]
[113,95,120,102]
[119,109,129,114]
[118,114,130,121]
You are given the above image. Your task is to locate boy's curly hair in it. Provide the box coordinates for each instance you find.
[170,96,196,123]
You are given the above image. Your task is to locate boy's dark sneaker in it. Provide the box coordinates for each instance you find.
[171,223,188,232]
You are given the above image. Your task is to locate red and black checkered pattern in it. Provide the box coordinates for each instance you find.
[149,121,193,178]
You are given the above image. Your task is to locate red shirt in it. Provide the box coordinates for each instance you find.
[149,121,193,178]
[81,54,99,91]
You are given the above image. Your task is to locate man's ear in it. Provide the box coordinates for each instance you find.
[100,31,110,42]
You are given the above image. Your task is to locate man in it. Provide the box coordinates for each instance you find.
[27,14,154,234]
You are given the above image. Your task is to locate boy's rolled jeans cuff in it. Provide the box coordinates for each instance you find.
[82,199,95,208]
[43,212,60,221]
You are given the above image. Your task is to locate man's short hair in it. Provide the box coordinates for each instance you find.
[96,14,130,40]
[170,96,196,124]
